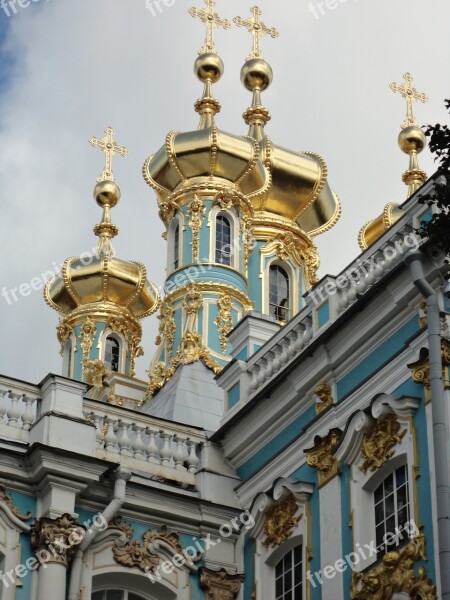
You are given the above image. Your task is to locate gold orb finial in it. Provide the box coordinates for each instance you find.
[241,58,273,92]
[94,180,121,208]
[195,52,224,84]
[398,126,426,155]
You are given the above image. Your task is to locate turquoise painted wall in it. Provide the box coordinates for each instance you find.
[6,491,36,600]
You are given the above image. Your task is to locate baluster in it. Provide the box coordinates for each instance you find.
[7,393,21,428]
[186,440,200,474]
[21,397,35,431]
[104,418,118,454]
[117,421,132,456]
[0,391,8,424]
[146,428,159,463]
[173,436,186,471]
[159,431,172,467]
[132,425,145,460]
[90,413,104,448]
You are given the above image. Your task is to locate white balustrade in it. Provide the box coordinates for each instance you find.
[0,382,39,442]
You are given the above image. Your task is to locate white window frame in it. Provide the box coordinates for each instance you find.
[98,331,126,374]
[351,422,417,573]
[267,260,293,323]
[209,207,240,270]
[167,214,183,274]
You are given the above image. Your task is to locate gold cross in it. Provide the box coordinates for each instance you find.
[234,6,279,61]
[89,127,128,182]
[188,0,231,55]
[390,73,428,129]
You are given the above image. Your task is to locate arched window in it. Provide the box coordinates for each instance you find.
[173,222,180,270]
[215,214,233,266]
[275,545,303,600]
[269,265,290,322]
[374,464,410,556]
[92,592,146,600]
[104,336,120,373]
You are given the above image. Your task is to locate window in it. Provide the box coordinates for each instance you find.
[92,592,146,600]
[374,465,410,556]
[269,265,290,322]
[215,214,233,266]
[275,545,303,600]
[104,336,120,373]
[173,222,180,270]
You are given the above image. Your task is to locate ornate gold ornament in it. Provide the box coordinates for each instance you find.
[215,190,241,213]
[158,199,178,227]
[390,73,429,130]
[359,413,407,474]
[200,567,243,600]
[82,359,110,388]
[351,534,436,600]
[214,295,234,353]
[113,522,201,573]
[0,484,31,521]
[419,298,428,328]
[305,429,341,488]
[314,383,334,415]
[155,301,177,358]
[408,340,450,401]
[146,362,175,399]
[106,314,129,337]
[189,0,231,55]
[187,196,206,262]
[31,514,85,568]
[262,493,302,550]
[79,317,97,360]
[56,321,73,357]
[89,126,128,183]
[234,6,279,61]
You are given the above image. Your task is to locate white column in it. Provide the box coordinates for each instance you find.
[319,476,344,600]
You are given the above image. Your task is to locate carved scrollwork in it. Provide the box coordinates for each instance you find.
[262,493,302,550]
[359,413,407,474]
[0,484,31,521]
[113,522,201,573]
[155,300,176,358]
[79,317,97,359]
[82,359,110,388]
[351,534,436,600]
[56,320,73,357]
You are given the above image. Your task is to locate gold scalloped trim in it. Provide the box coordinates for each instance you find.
[235,135,260,187]
[142,155,171,199]
[294,151,328,221]
[308,191,342,238]
[165,130,186,184]
[247,135,273,208]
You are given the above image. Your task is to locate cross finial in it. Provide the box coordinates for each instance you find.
[234,6,279,61]
[189,0,231,55]
[89,127,128,182]
[390,73,429,130]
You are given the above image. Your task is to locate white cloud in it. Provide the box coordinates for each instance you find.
[0,0,449,382]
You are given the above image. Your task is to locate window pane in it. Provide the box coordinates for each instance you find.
[105,591,122,600]
[216,215,233,266]
[269,265,290,322]
[91,593,104,600]
[275,545,302,600]
[105,337,120,372]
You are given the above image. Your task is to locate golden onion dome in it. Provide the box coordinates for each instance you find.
[45,180,160,320]
[358,202,404,251]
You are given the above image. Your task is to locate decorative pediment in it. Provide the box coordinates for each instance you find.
[336,394,420,468]
[112,518,201,574]
[249,478,313,546]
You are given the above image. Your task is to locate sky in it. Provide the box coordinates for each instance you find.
[0,0,449,384]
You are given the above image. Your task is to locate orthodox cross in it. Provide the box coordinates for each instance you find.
[188,0,231,55]
[390,73,428,129]
[89,127,128,182]
[234,6,279,61]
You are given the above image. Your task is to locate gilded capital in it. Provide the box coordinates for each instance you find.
[305,429,341,488]
[31,514,85,568]
[200,567,243,600]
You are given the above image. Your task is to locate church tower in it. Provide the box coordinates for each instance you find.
[142,1,340,425]
[44,127,160,387]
